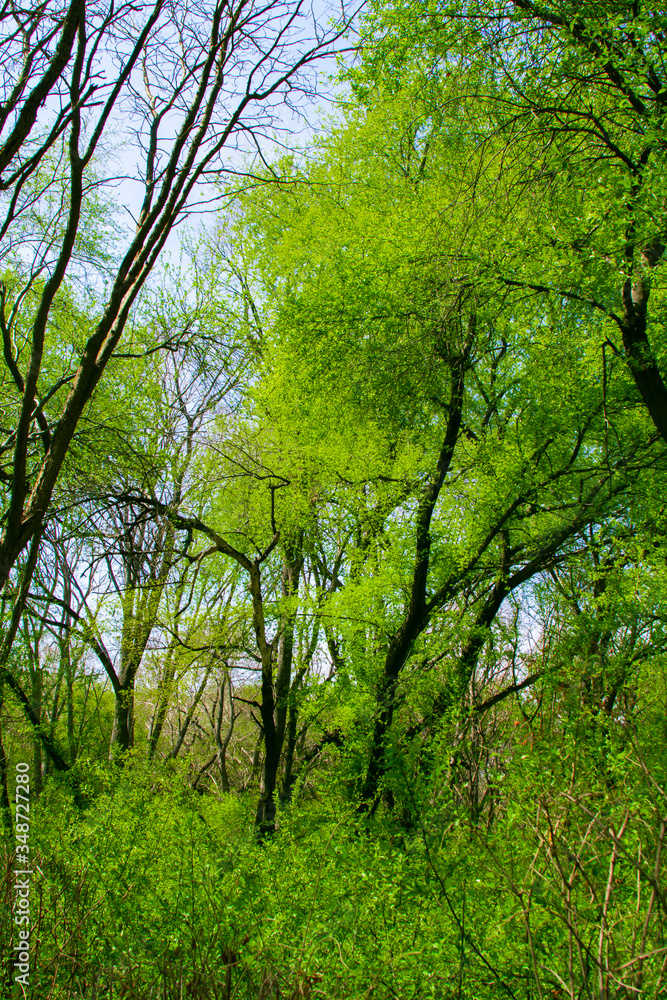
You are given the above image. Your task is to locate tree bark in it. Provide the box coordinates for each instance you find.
[619,247,667,446]
[255,539,303,832]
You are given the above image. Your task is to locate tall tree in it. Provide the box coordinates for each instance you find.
[217,75,665,808]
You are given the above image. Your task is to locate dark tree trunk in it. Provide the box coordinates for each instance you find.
[360,354,466,807]
[280,688,299,804]
[111,686,135,754]
[255,539,303,833]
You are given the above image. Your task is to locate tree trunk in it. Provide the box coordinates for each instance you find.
[255,540,303,833]
[360,355,466,809]
[110,686,135,754]
[280,688,299,804]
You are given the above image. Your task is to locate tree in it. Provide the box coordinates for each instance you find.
[0,0,351,766]
[217,74,666,812]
